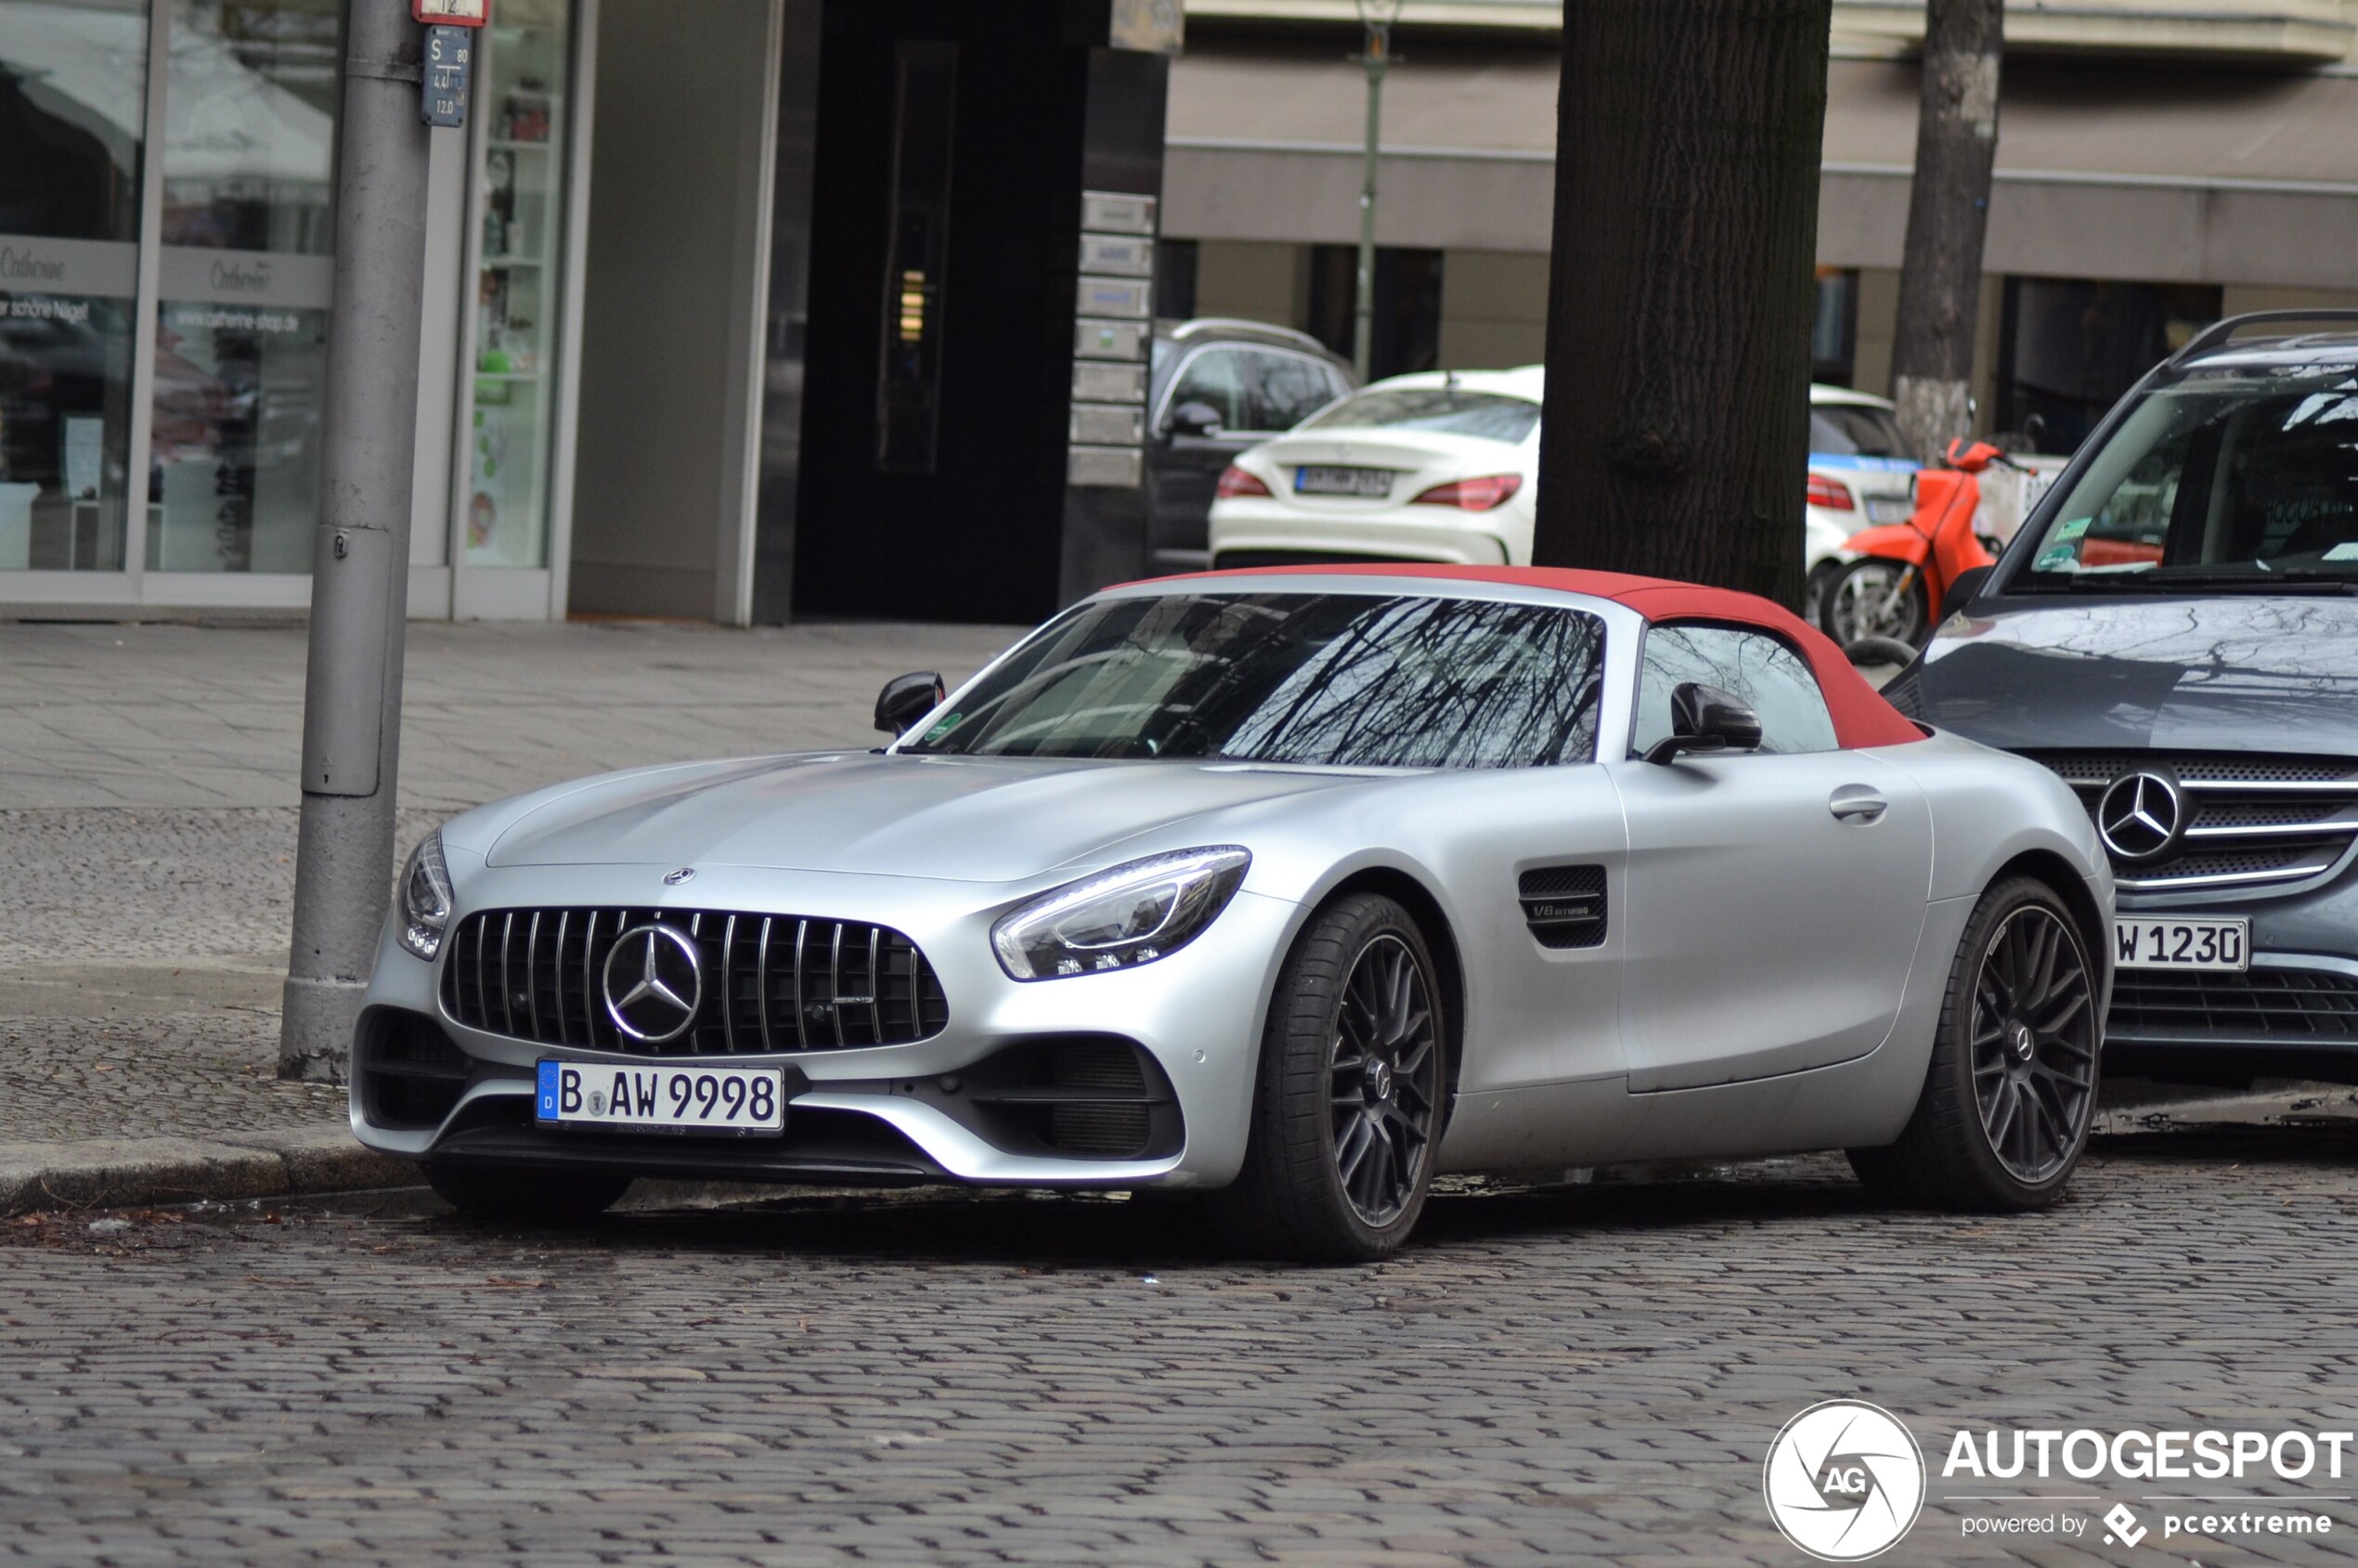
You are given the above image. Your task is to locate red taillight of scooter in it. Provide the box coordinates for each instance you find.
[1411,473,1522,512]
[1216,464,1272,500]
[1807,474,1856,512]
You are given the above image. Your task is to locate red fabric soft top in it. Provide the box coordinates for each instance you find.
[1138,562,1924,750]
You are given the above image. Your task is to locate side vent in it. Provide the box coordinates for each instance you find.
[1518,865,1607,949]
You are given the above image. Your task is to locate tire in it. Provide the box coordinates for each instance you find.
[427,1161,633,1225]
[1210,893,1448,1263]
[1802,560,1843,628]
[1820,556,1931,647]
[1848,876,2101,1211]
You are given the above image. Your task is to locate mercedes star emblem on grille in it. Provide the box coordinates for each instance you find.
[602,923,703,1042]
[664,866,696,886]
[2097,770,2186,863]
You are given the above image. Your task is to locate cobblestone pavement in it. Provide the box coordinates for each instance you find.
[4,1130,2357,1566]
[1,619,1016,1147]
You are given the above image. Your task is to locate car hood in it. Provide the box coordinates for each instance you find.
[1917,593,2358,757]
[483,751,1372,882]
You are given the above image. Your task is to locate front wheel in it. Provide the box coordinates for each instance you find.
[1848,876,2101,1211]
[1211,894,1448,1263]
[1820,556,1931,647]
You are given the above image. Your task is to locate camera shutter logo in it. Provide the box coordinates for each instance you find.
[1762,1401,1925,1561]
[602,923,703,1043]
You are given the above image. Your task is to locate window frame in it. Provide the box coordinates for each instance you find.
[1624,618,1842,761]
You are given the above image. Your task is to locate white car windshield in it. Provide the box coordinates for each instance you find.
[1302,389,1540,443]
[2019,356,2358,588]
[904,592,1603,767]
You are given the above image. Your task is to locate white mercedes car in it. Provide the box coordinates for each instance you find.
[1210,375,1918,610]
[354,565,2113,1262]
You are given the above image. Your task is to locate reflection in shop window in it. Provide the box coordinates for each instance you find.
[150,0,340,574]
[0,0,149,571]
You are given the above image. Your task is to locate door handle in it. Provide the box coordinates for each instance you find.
[1830,785,1887,823]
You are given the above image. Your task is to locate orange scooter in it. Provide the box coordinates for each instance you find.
[1819,437,2015,649]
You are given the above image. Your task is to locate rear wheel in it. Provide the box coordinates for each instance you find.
[427,1162,633,1225]
[1849,876,2100,1210]
[1821,556,1931,647]
[1211,894,1447,1263]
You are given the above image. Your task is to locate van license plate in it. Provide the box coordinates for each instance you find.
[2113,918,2248,971]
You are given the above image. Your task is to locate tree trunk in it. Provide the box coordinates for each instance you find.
[1890,0,2004,464]
[1533,0,1834,610]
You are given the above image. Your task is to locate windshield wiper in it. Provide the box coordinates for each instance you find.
[2053,569,2358,594]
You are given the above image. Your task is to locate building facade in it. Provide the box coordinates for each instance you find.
[3,0,1178,625]
[7,0,2358,625]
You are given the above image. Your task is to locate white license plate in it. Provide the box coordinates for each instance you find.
[1866,497,1912,524]
[536,1060,785,1135]
[2113,917,2249,972]
[1296,465,1393,498]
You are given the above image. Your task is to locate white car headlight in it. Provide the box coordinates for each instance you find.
[992,847,1251,981]
[399,831,455,961]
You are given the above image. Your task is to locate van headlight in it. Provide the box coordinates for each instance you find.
[991,847,1250,980]
[399,831,455,961]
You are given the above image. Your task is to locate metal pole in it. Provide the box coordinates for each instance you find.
[280,0,433,1082]
[1353,21,1387,383]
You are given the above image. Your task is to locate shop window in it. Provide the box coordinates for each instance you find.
[460,0,576,568]
[1997,278,2222,454]
[0,0,149,571]
[1307,244,1443,382]
[1811,267,1858,388]
[149,0,341,574]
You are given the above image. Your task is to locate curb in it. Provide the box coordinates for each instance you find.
[0,1123,420,1216]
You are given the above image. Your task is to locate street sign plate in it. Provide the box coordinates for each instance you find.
[1069,403,1145,446]
[421,25,472,128]
[1081,191,1157,237]
[1077,276,1152,319]
[414,0,489,24]
[1079,234,1153,278]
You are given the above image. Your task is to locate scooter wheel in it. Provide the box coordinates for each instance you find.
[1820,557,1931,646]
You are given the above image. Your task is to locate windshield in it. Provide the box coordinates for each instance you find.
[1809,403,1908,459]
[905,592,1604,768]
[1302,388,1540,444]
[2017,356,2358,588]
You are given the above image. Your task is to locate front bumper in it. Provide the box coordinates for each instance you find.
[350,865,1304,1188]
[2104,873,2358,1084]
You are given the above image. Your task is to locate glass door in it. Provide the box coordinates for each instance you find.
[459,0,573,569]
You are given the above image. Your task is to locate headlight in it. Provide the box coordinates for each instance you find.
[399,831,454,961]
[992,847,1250,980]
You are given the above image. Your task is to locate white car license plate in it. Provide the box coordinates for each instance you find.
[536,1060,785,1135]
[1296,465,1393,498]
[2113,917,2249,972]
[1865,497,1912,524]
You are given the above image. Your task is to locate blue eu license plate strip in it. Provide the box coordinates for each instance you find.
[536,1059,786,1136]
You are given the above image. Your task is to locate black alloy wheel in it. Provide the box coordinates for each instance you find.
[1328,932,1442,1227]
[1212,892,1450,1262]
[1848,875,2101,1212]
[1968,904,2099,1185]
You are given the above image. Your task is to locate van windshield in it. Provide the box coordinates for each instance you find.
[2017,356,2358,588]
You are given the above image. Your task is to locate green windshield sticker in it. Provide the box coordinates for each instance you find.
[922,714,962,742]
[2036,545,2078,573]
[2055,517,2092,541]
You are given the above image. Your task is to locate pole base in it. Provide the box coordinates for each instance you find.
[279,974,368,1084]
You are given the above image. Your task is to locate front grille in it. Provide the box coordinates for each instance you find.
[2027,750,2358,891]
[442,907,949,1054]
[2113,968,2358,1041]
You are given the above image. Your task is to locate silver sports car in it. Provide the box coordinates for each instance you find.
[353,564,2115,1261]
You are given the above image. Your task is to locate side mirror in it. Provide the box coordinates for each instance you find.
[875,671,946,736]
[1940,564,1993,622]
[1168,400,1224,439]
[2021,412,2049,449]
[1645,682,1763,765]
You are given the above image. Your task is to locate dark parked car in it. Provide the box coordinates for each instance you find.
[1892,309,2358,1087]
[1146,318,1354,573]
